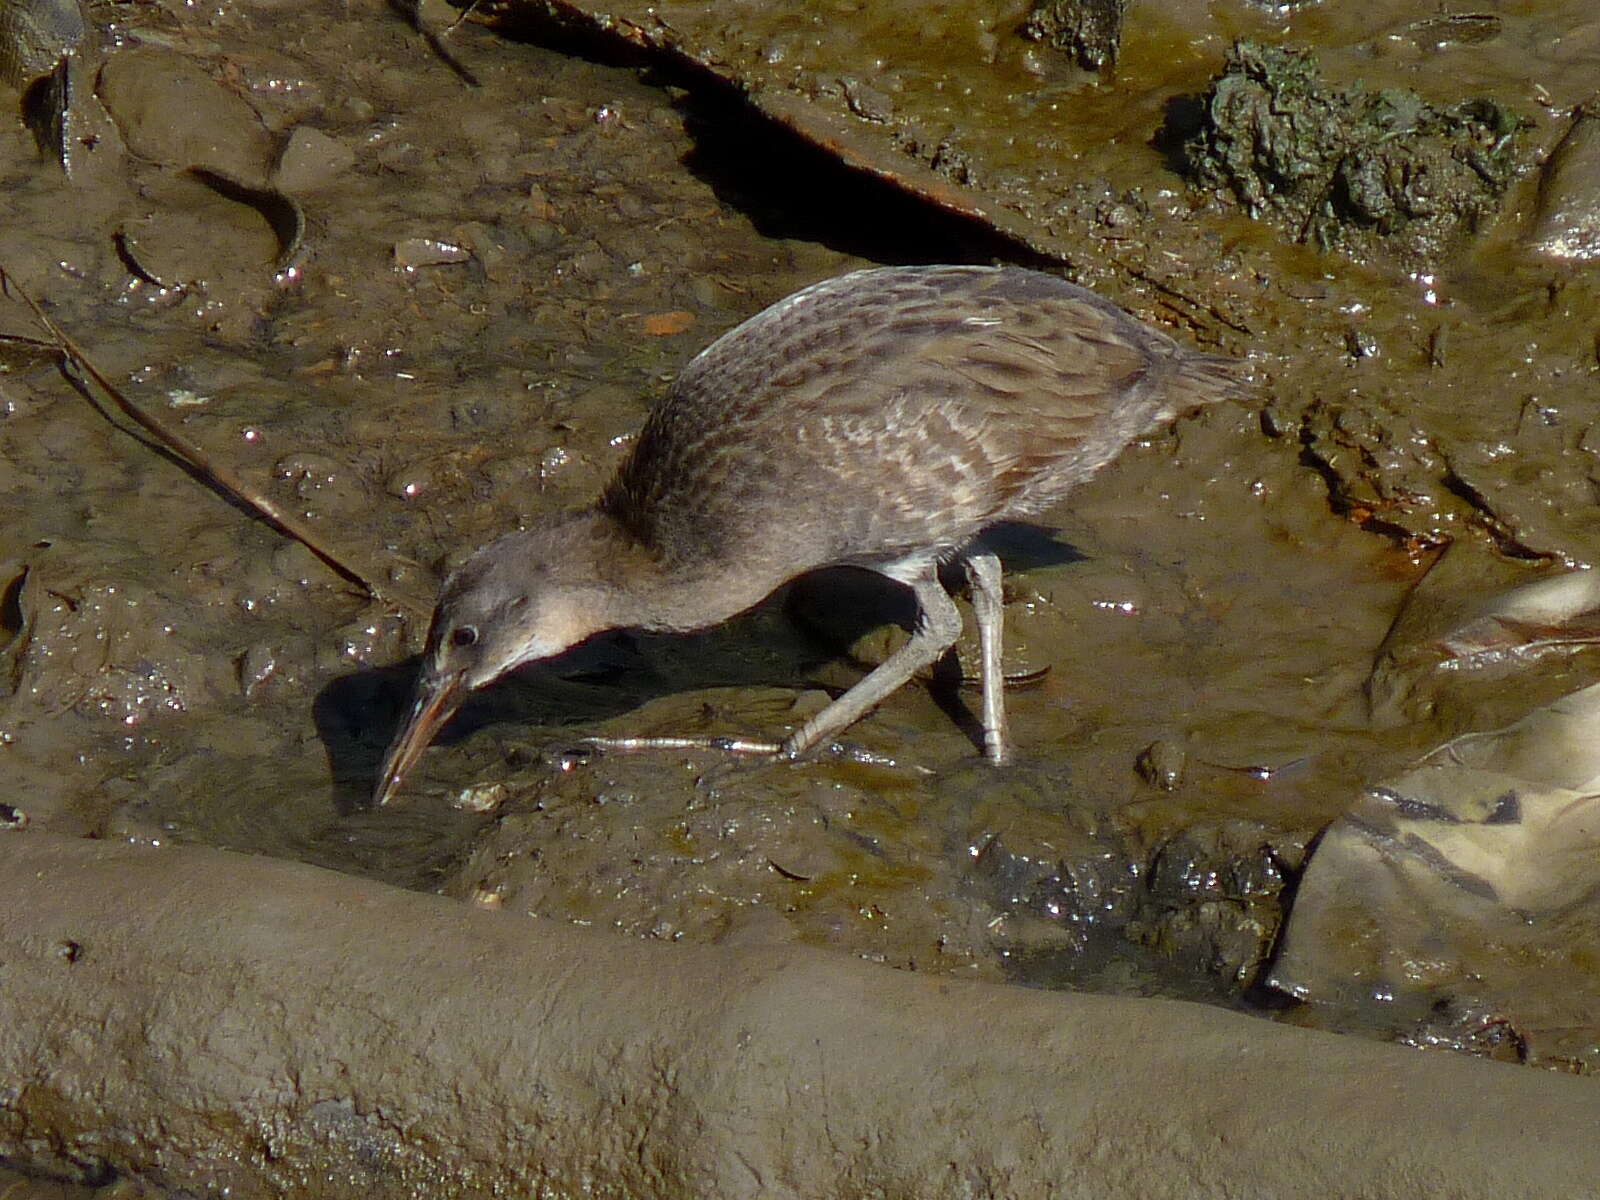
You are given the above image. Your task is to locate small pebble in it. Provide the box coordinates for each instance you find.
[393,237,471,272]
[453,781,509,813]
[1136,739,1186,790]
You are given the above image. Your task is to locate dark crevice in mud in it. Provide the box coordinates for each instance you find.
[1438,468,1555,563]
[0,567,25,640]
[1249,834,1315,988]
[1151,92,1207,176]
[1239,981,1302,1015]
[477,0,1055,269]
[0,567,25,698]
[1291,435,1431,549]
[673,97,1049,268]
[655,55,1057,268]
[473,0,655,69]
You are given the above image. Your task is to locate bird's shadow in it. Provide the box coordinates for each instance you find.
[314,522,1085,810]
[312,636,670,815]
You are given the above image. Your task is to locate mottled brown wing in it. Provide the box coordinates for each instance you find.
[602,266,1242,572]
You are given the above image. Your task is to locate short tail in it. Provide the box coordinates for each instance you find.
[1168,349,1259,411]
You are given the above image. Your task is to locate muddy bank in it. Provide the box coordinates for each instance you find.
[6,832,1600,1199]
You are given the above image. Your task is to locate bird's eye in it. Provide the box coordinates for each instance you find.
[449,625,479,648]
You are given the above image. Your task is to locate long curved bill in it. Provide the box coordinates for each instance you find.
[373,669,466,807]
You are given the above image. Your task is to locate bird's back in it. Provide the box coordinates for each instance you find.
[602,265,1249,578]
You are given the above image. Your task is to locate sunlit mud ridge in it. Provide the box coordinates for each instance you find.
[3,834,1599,1198]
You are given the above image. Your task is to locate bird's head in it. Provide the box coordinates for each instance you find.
[373,514,624,805]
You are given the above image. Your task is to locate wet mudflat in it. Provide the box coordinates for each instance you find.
[1,0,1599,1159]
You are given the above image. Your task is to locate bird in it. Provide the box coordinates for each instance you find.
[373,264,1252,805]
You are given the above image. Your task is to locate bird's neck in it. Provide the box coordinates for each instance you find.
[562,507,775,635]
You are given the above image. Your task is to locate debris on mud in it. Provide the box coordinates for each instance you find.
[1020,0,1128,71]
[1178,41,1531,265]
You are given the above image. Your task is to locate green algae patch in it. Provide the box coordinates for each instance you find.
[1181,41,1530,266]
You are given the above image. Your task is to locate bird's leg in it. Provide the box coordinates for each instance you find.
[781,568,963,759]
[963,550,1011,765]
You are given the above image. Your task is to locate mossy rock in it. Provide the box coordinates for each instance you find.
[1179,41,1529,265]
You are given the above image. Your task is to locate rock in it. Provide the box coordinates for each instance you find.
[1020,0,1128,71]
[1529,105,1600,262]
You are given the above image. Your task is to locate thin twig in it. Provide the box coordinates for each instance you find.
[0,265,420,610]
[409,0,480,87]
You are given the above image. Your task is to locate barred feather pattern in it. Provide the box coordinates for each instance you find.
[601,265,1251,581]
